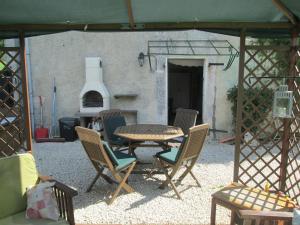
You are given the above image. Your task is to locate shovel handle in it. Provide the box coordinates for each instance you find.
[39,96,44,128]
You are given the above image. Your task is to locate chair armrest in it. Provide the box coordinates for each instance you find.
[38,176,78,225]
[239,210,293,221]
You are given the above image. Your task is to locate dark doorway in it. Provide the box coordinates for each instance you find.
[168,61,203,125]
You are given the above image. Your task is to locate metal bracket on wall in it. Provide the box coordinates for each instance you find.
[208,63,225,67]
[248,75,300,84]
[144,40,239,71]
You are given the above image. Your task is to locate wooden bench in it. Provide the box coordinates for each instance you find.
[211,182,296,225]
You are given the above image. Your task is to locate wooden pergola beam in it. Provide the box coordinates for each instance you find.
[279,29,299,192]
[125,0,135,29]
[233,29,246,182]
[272,0,298,25]
[19,32,32,151]
[0,22,297,32]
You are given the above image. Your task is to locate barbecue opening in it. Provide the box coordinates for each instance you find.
[82,91,103,107]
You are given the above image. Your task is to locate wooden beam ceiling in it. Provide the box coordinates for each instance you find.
[125,0,135,29]
[272,0,298,25]
[0,22,297,32]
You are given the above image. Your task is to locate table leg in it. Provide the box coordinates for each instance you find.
[128,141,133,155]
[128,141,137,158]
[211,198,217,225]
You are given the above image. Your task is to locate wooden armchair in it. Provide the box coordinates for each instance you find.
[211,183,297,225]
[0,153,78,225]
[39,177,78,225]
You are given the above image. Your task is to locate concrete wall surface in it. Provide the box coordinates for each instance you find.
[27,30,239,134]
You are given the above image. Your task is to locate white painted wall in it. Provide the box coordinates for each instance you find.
[28,30,239,134]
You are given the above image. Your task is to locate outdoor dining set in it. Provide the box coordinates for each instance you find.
[75,108,209,204]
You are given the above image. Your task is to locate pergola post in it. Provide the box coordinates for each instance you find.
[233,29,246,181]
[279,29,299,191]
[19,31,32,151]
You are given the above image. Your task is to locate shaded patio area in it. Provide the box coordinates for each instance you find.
[1,1,300,225]
[33,141,234,224]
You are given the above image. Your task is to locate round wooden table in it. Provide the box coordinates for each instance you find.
[115,124,183,142]
[115,124,183,154]
[114,124,183,174]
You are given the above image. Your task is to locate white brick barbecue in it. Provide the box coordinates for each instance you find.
[79,57,110,113]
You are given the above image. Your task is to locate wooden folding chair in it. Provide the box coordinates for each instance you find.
[174,108,199,135]
[155,124,209,199]
[76,126,137,204]
[98,109,126,149]
[169,108,199,145]
[99,109,140,155]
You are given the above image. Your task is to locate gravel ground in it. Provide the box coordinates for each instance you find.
[33,140,235,224]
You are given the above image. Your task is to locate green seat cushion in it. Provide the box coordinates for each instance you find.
[102,141,136,170]
[0,153,39,219]
[102,141,119,165]
[156,147,181,164]
[0,211,68,225]
[114,151,136,171]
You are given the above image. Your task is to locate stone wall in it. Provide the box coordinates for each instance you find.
[27,30,239,133]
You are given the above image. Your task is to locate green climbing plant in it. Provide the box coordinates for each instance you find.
[227,38,299,133]
[227,85,274,133]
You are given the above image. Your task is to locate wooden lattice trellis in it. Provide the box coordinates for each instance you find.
[0,41,31,157]
[234,36,300,204]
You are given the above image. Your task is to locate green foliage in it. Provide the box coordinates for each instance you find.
[227,38,299,133]
[227,85,273,133]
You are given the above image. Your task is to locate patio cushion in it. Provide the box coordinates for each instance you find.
[102,141,119,165]
[156,147,181,164]
[0,153,39,219]
[102,141,136,170]
[0,211,68,225]
[114,151,136,171]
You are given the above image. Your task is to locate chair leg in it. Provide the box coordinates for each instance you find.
[168,177,182,199]
[114,172,135,193]
[86,172,101,192]
[86,168,115,192]
[128,142,137,157]
[211,198,217,225]
[109,163,136,204]
[157,159,171,189]
[177,159,199,184]
[177,165,190,182]
[176,164,201,187]
[189,170,201,187]
[157,159,182,199]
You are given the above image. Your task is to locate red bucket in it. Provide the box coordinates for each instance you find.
[35,128,49,140]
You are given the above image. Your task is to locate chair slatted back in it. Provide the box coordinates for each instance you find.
[99,109,125,143]
[173,108,199,135]
[99,109,123,120]
[178,124,209,162]
[75,126,114,170]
